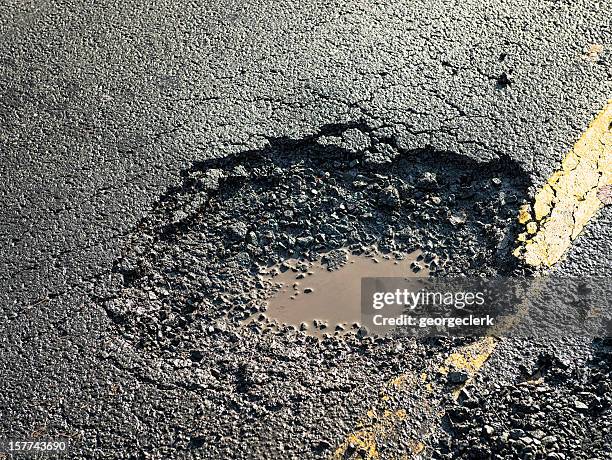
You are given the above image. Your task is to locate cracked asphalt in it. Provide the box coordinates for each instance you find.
[1,1,611,459]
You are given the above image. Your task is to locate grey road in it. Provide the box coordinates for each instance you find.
[1,1,610,458]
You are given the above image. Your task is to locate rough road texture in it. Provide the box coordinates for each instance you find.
[1,1,611,459]
[435,338,611,459]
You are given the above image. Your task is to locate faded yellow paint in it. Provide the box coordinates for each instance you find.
[331,407,410,460]
[389,374,411,389]
[518,204,532,224]
[334,372,423,458]
[526,222,538,234]
[438,337,497,399]
[439,337,497,377]
[337,430,380,460]
[515,101,612,267]
[332,338,496,459]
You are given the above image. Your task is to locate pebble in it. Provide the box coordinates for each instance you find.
[574,400,588,410]
[447,371,469,384]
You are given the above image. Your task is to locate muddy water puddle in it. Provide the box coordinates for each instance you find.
[253,249,427,337]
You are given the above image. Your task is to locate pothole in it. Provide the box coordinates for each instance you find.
[102,122,531,352]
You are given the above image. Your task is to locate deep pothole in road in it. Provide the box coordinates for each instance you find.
[103,122,531,351]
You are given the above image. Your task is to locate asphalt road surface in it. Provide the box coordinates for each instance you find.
[1,1,610,459]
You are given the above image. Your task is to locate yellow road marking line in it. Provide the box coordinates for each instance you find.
[438,337,497,400]
[331,372,423,460]
[514,100,612,267]
[333,100,611,459]
[331,339,497,460]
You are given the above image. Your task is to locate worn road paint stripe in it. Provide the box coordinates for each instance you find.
[331,338,496,460]
[437,337,497,400]
[331,371,427,460]
[514,100,612,267]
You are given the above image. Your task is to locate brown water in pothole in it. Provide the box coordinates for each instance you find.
[257,249,426,337]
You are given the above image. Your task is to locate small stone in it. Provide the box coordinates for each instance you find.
[378,186,401,208]
[497,71,513,87]
[447,371,469,384]
[449,214,466,226]
[491,177,502,186]
[231,165,249,177]
[483,425,495,436]
[304,287,314,294]
[299,322,309,331]
[189,350,204,362]
[228,222,248,241]
[418,172,438,190]
[574,400,588,410]
[583,43,604,62]
[542,435,558,445]
[297,236,314,246]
